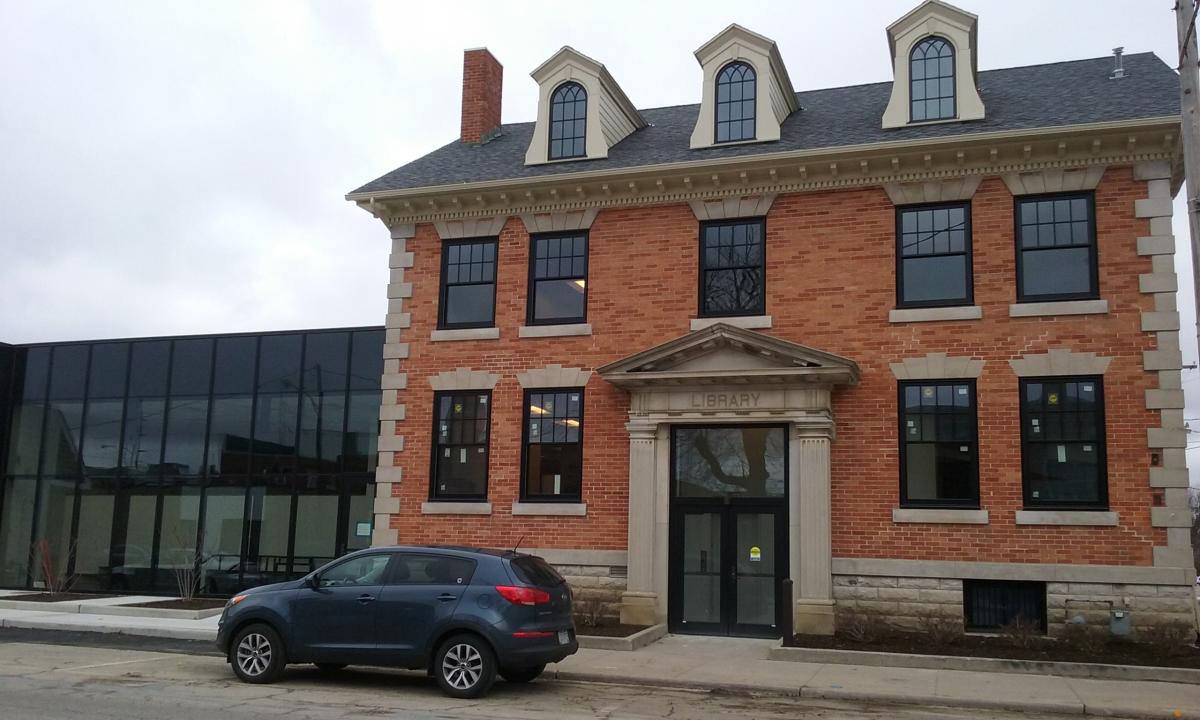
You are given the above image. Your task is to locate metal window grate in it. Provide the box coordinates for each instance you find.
[964,580,1047,632]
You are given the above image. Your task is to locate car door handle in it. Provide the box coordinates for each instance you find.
[357,594,376,604]
[436,593,457,602]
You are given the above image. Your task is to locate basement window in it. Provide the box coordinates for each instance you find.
[964,580,1047,632]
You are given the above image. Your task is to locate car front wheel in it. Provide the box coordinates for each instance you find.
[500,664,545,683]
[434,634,496,699]
[231,623,286,684]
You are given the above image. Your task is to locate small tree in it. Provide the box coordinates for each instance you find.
[32,538,78,594]
[167,530,209,601]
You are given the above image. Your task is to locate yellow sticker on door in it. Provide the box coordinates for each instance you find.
[749,546,762,562]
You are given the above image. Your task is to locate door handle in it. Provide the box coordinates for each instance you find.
[357,594,376,604]
[436,593,458,602]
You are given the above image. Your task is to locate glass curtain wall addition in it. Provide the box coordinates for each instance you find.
[0,327,384,596]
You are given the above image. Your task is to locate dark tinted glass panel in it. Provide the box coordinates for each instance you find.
[531,234,587,323]
[303,332,349,395]
[87,343,128,399]
[292,476,339,575]
[155,481,201,591]
[1016,194,1096,300]
[6,402,45,475]
[525,389,583,500]
[200,479,246,591]
[213,337,257,395]
[343,391,379,472]
[169,338,213,396]
[1020,247,1093,298]
[81,399,123,474]
[440,240,496,329]
[252,393,298,474]
[674,426,785,498]
[40,400,83,476]
[122,397,165,474]
[20,347,50,400]
[965,580,1047,632]
[299,391,344,472]
[700,220,765,316]
[509,556,565,586]
[162,397,209,476]
[715,61,756,142]
[257,334,302,393]
[1021,378,1105,506]
[444,285,495,326]
[901,256,967,304]
[246,480,292,588]
[432,391,490,499]
[348,330,384,391]
[48,345,88,400]
[344,477,374,552]
[901,382,977,506]
[127,341,170,397]
[208,396,253,475]
[910,36,955,121]
[549,82,587,160]
[0,477,36,585]
[32,476,76,579]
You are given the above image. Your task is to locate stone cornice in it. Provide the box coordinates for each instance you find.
[349,117,1181,227]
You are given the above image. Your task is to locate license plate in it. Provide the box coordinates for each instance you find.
[557,630,569,645]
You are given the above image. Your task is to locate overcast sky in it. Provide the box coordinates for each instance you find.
[3,1,1199,477]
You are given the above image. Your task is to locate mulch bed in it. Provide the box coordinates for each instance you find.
[5,593,117,603]
[126,598,227,611]
[792,632,1200,669]
[576,622,650,638]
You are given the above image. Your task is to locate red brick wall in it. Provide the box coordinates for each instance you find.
[386,166,1159,565]
[460,49,502,144]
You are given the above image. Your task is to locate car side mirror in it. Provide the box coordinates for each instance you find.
[305,574,319,590]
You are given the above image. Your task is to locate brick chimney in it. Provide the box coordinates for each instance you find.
[460,48,503,144]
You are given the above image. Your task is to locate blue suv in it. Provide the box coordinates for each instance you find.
[216,546,578,698]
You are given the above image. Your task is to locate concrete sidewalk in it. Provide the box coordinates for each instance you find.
[0,605,1197,718]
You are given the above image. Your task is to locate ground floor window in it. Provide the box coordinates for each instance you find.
[899,381,978,507]
[523,389,583,501]
[1020,377,1106,508]
[964,579,1047,632]
[431,391,491,500]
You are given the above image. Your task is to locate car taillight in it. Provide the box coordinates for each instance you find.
[495,585,551,606]
[511,631,555,639]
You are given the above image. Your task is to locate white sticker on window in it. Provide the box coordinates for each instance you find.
[444,448,450,458]
[957,387,968,395]
[479,396,488,405]
[1083,445,1093,452]
[1082,384,1093,393]
[1057,445,1067,463]
[907,420,915,427]
[960,446,969,452]
[477,447,485,453]
[459,448,467,463]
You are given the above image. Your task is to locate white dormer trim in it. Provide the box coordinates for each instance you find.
[689,24,799,150]
[525,46,646,166]
[882,0,985,129]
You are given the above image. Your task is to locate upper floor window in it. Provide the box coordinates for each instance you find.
[1016,193,1098,302]
[438,239,496,330]
[528,233,588,325]
[549,82,587,160]
[715,61,756,143]
[899,381,978,508]
[431,391,491,500]
[897,202,972,308]
[523,388,584,501]
[910,36,955,122]
[699,219,766,317]
[1020,377,1106,509]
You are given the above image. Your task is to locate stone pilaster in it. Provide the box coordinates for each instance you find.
[619,420,660,626]
[790,422,836,635]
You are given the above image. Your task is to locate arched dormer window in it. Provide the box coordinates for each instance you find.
[715,61,756,143]
[549,82,587,160]
[910,36,955,122]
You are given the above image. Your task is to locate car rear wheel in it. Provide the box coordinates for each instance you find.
[230,624,286,684]
[314,663,347,672]
[500,664,545,683]
[434,634,496,699]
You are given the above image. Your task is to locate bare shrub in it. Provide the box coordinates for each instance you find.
[167,530,209,601]
[916,609,962,646]
[573,597,605,628]
[1000,617,1044,650]
[33,538,78,594]
[1061,622,1109,655]
[1138,622,1197,657]
[836,609,894,644]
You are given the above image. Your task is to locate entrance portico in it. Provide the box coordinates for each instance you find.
[598,323,859,636]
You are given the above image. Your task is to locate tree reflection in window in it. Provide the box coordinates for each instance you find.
[673,426,784,498]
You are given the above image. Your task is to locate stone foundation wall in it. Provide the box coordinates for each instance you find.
[833,575,964,631]
[1048,582,1196,636]
[558,564,627,623]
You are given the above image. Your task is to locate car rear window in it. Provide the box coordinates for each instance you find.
[509,556,565,586]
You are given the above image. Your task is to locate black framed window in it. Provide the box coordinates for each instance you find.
[1020,377,1106,508]
[897,203,971,307]
[528,233,587,325]
[438,239,497,329]
[715,61,755,143]
[1016,193,1098,302]
[899,381,978,507]
[699,219,765,317]
[964,580,1047,633]
[522,389,583,501]
[910,36,955,122]
[431,391,490,500]
[549,82,587,160]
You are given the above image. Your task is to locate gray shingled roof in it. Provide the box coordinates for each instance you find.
[351,53,1179,196]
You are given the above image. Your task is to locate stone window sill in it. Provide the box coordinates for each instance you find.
[892,508,989,524]
[1008,299,1109,318]
[888,306,982,324]
[690,315,773,331]
[511,501,587,516]
[420,501,493,515]
[518,323,592,338]
[430,327,500,342]
[1015,510,1119,526]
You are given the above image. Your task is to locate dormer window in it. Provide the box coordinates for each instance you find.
[882,1,984,129]
[549,82,587,160]
[910,37,955,122]
[715,62,756,143]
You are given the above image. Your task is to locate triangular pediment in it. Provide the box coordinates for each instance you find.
[597,323,859,388]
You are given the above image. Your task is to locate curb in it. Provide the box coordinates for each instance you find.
[0,599,223,621]
[0,617,215,643]
[577,624,668,651]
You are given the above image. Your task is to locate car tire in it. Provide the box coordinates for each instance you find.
[230,623,286,684]
[314,663,347,672]
[500,664,545,683]
[434,634,496,699]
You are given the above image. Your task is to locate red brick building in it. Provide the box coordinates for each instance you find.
[348,1,1197,637]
